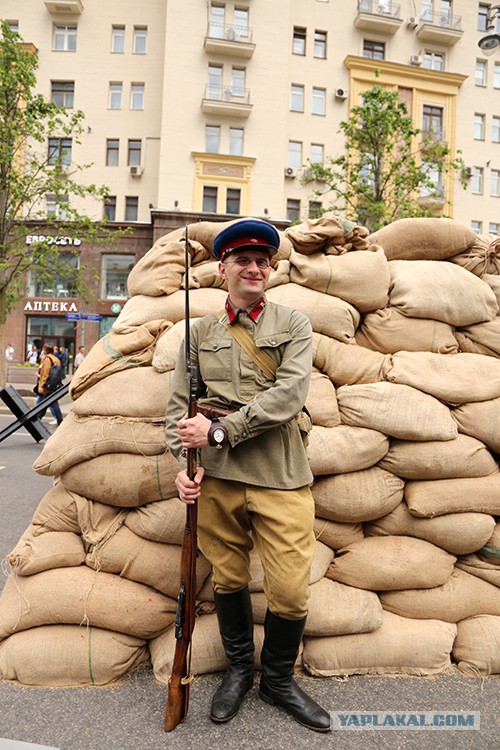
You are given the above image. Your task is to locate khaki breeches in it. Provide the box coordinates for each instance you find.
[197,476,315,620]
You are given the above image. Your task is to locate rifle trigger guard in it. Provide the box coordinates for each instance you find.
[181,674,194,685]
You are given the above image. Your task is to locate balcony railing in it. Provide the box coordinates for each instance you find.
[357,0,401,19]
[207,22,253,43]
[204,84,250,105]
[420,9,462,31]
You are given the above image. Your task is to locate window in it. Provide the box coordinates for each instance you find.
[288,141,303,169]
[471,220,483,233]
[101,254,134,299]
[7,21,18,32]
[474,113,486,140]
[203,186,218,212]
[290,84,304,112]
[130,84,145,110]
[133,26,148,53]
[363,40,385,60]
[489,222,499,235]
[312,87,326,115]
[209,4,225,38]
[423,51,444,71]
[205,125,221,153]
[309,201,322,217]
[51,81,74,108]
[493,117,500,142]
[104,196,117,221]
[28,252,79,297]
[495,63,500,89]
[46,194,69,219]
[476,60,487,86]
[208,65,223,98]
[48,138,72,166]
[314,30,327,59]
[54,25,77,51]
[422,105,444,140]
[128,139,142,166]
[472,167,484,194]
[109,83,123,110]
[106,139,119,166]
[234,9,249,37]
[293,26,306,55]
[231,68,246,96]
[478,4,490,32]
[287,199,301,223]
[125,196,139,221]
[310,143,324,164]
[226,188,241,214]
[229,127,244,155]
[491,170,500,197]
[111,25,125,53]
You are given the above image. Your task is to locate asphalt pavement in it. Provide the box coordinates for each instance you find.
[0,412,498,750]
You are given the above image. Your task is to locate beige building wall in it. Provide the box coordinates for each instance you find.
[2,0,500,232]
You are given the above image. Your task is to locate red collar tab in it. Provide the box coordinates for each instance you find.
[225,296,266,325]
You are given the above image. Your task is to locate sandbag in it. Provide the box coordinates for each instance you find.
[124,498,186,544]
[378,435,498,480]
[72,367,171,418]
[337,382,457,441]
[453,615,500,676]
[355,306,458,354]
[484,273,500,307]
[0,567,177,641]
[456,317,500,359]
[0,625,148,687]
[289,246,389,313]
[32,412,167,477]
[313,517,364,550]
[303,610,456,677]
[388,259,498,326]
[311,467,404,523]
[455,554,500,587]
[405,475,500,517]
[127,238,211,297]
[185,219,293,261]
[152,320,191,373]
[380,568,500,621]
[112,289,227,334]
[307,425,389,476]
[312,333,392,385]
[387,350,500,403]
[450,233,500,277]
[326,536,456,591]
[478,522,500,565]
[60,452,179,506]
[183,258,291,290]
[70,320,172,399]
[251,577,383,636]
[285,216,369,254]
[85,526,211,599]
[365,503,496,556]
[305,370,341,428]
[452,398,500,453]
[367,217,476,261]
[4,526,85,576]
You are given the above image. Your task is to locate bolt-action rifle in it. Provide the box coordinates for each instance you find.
[164,226,199,732]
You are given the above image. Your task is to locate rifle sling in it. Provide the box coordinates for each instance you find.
[217,309,277,381]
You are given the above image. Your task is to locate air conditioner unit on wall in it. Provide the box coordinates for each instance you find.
[284,167,298,178]
[410,54,423,66]
[407,16,419,29]
[129,165,144,176]
[335,87,348,100]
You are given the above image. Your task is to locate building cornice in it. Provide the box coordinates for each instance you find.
[344,55,468,92]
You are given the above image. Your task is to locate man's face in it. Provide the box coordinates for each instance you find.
[219,248,271,304]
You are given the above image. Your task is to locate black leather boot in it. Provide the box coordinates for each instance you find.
[210,588,255,723]
[259,610,331,732]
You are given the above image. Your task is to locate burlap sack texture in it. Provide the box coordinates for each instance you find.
[1,215,500,686]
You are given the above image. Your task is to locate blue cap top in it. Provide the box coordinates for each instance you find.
[213,218,280,260]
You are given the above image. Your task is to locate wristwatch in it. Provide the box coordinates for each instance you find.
[207,420,229,449]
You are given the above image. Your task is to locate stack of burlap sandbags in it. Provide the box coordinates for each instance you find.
[1,215,499,687]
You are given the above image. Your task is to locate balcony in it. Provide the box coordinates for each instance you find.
[201,84,252,118]
[44,0,84,13]
[418,183,446,211]
[420,128,447,153]
[204,23,255,58]
[415,10,463,46]
[354,1,402,35]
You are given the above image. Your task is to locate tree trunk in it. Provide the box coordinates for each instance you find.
[0,286,8,387]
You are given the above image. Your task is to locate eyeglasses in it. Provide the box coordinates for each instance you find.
[223,256,270,269]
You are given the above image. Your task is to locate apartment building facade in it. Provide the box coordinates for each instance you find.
[2,0,500,360]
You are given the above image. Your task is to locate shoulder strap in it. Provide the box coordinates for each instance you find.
[216,309,277,381]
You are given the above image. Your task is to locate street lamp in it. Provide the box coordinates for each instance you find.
[478,5,500,53]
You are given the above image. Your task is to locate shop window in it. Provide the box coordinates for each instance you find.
[28,252,79,297]
[101,254,135,299]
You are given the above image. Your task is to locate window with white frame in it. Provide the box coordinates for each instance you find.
[209,4,225,38]
[471,220,483,233]
[476,60,487,86]
[493,116,500,142]
[130,84,145,110]
[46,194,69,219]
[234,8,249,37]
[208,65,223,98]
[312,87,326,115]
[474,113,486,140]
[231,67,246,96]
[310,143,324,164]
[288,141,303,169]
[472,167,484,194]
[293,26,306,55]
[478,4,490,32]
[133,26,148,53]
[111,26,125,53]
[109,82,123,109]
[314,30,327,58]
[423,51,444,70]
[489,222,499,235]
[101,254,134,299]
[495,63,500,88]
[205,125,221,153]
[290,84,304,112]
[491,169,500,197]
[53,25,77,51]
[229,127,244,155]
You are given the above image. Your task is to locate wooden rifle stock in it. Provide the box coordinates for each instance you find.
[164,227,199,732]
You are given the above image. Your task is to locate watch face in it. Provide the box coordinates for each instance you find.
[213,427,226,444]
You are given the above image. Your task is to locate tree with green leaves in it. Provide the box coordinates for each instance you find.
[304,82,466,233]
[0,20,115,385]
